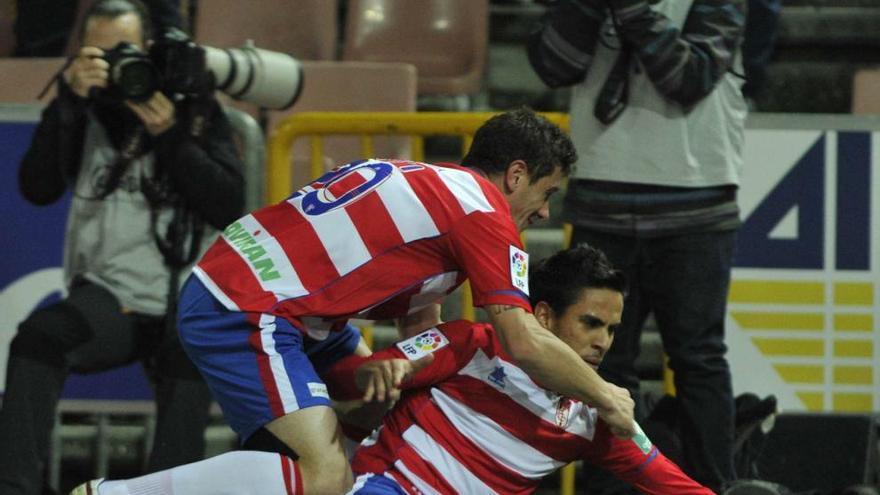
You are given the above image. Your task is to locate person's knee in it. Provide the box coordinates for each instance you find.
[10,305,89,366]
[298,449,352,493]
[668,345,730,377]
[262,407,354,493]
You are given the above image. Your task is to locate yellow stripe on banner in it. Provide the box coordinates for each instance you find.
[773,364,824,384]
[833,393,873,412]
[833,314,873,332]
[833,340,873,358]
[729,280,824,304]
[752,338,824,357]
[834,283,874,305]
[833,366,873,385]
[796,392,824,411]
[732,312,824,331]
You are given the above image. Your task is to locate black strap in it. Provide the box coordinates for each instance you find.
[594,46,631,125]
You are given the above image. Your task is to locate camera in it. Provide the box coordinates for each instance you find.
[101,29,304,109]
[102,42,160,103]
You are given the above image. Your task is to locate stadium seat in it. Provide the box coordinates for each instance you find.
[342,0,488,97]
[0,0,15,56]
[852,68,880,113]
[266,60,417,194]
[0,57,67,103]
[194,0,339,60]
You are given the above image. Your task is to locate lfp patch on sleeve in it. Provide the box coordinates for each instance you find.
[396,328,449,361]
[509,245,530,296]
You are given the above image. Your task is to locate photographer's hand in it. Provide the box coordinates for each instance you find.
[126,92,177,136]
[64,47,109,98]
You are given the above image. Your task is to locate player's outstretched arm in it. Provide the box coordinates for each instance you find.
[486,304,636,438]
[584,421,714,495]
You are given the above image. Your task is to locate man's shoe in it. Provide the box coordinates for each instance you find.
[68,479,104,495]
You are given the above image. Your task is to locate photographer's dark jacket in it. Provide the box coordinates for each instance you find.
[528,0,747,236]
[18,81,244,315]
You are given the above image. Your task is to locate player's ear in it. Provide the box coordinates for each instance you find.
[533,301,553,330]
[504,160,528,193]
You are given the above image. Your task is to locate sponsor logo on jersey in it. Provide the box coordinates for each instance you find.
[223,221,281,282]
[509,245,529,295]
[397,328,449,360]
[488,366,507,388]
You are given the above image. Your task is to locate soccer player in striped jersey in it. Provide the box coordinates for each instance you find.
[87,109,636,494]
[330,245,712,494]
[69,245,669,495]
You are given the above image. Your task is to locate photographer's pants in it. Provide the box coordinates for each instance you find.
[0,280,212,495]
[572,228,737,494]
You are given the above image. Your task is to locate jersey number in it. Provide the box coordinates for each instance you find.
[296,160,394,216]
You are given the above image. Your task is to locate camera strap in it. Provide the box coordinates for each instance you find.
[594,5,633,126]
[593,46,632,126]
[39,59,74,101]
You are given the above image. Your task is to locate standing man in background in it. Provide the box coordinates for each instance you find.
[529,0,747,492]
[0,1,244,493]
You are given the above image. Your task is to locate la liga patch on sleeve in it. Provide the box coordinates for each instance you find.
[396,328,449,360]
[509,245,529,296]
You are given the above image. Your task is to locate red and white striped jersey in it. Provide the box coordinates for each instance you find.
[193,159,532,337]
[328,321,712,495]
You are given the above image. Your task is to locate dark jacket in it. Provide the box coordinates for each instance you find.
[18,79,244,230]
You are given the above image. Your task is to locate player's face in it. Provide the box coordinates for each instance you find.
[508,165,565,232]
[548,288,622,371]
[83,12,144,50]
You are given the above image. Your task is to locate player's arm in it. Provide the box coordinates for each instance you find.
[487,304,636,438]
[395,303,442,339]
[323,323,475,402]
[583,421,713,494]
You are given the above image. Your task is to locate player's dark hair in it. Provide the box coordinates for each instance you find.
[529,244,626,315]
[461,107,577,183]
[80,0,153,42]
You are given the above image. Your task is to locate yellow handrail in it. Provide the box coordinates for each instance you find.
[266,111,570,203]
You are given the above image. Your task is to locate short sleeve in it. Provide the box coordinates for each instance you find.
[448,210,533,312]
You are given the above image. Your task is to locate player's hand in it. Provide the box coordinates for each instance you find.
[596,382,636,438]
[356,354,434,402]
[64,47,109,98]
[126,91,177,135]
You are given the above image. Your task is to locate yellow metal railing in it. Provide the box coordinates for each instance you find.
[266,111,570,203]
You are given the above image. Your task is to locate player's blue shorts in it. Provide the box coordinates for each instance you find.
[346,474,407,494]
[177,275,361,442]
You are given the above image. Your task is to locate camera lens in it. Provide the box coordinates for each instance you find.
[113,58,160,102]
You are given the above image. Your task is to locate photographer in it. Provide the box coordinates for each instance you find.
[0,0,244,493]
[529,0,747,493]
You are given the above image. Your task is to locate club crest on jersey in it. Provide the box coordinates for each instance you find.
[555,397,573,428]
[488,366,507,388]
[509,246,529,295]
[396,328,449,361]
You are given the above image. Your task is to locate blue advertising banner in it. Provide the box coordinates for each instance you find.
[0,104,152,400]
